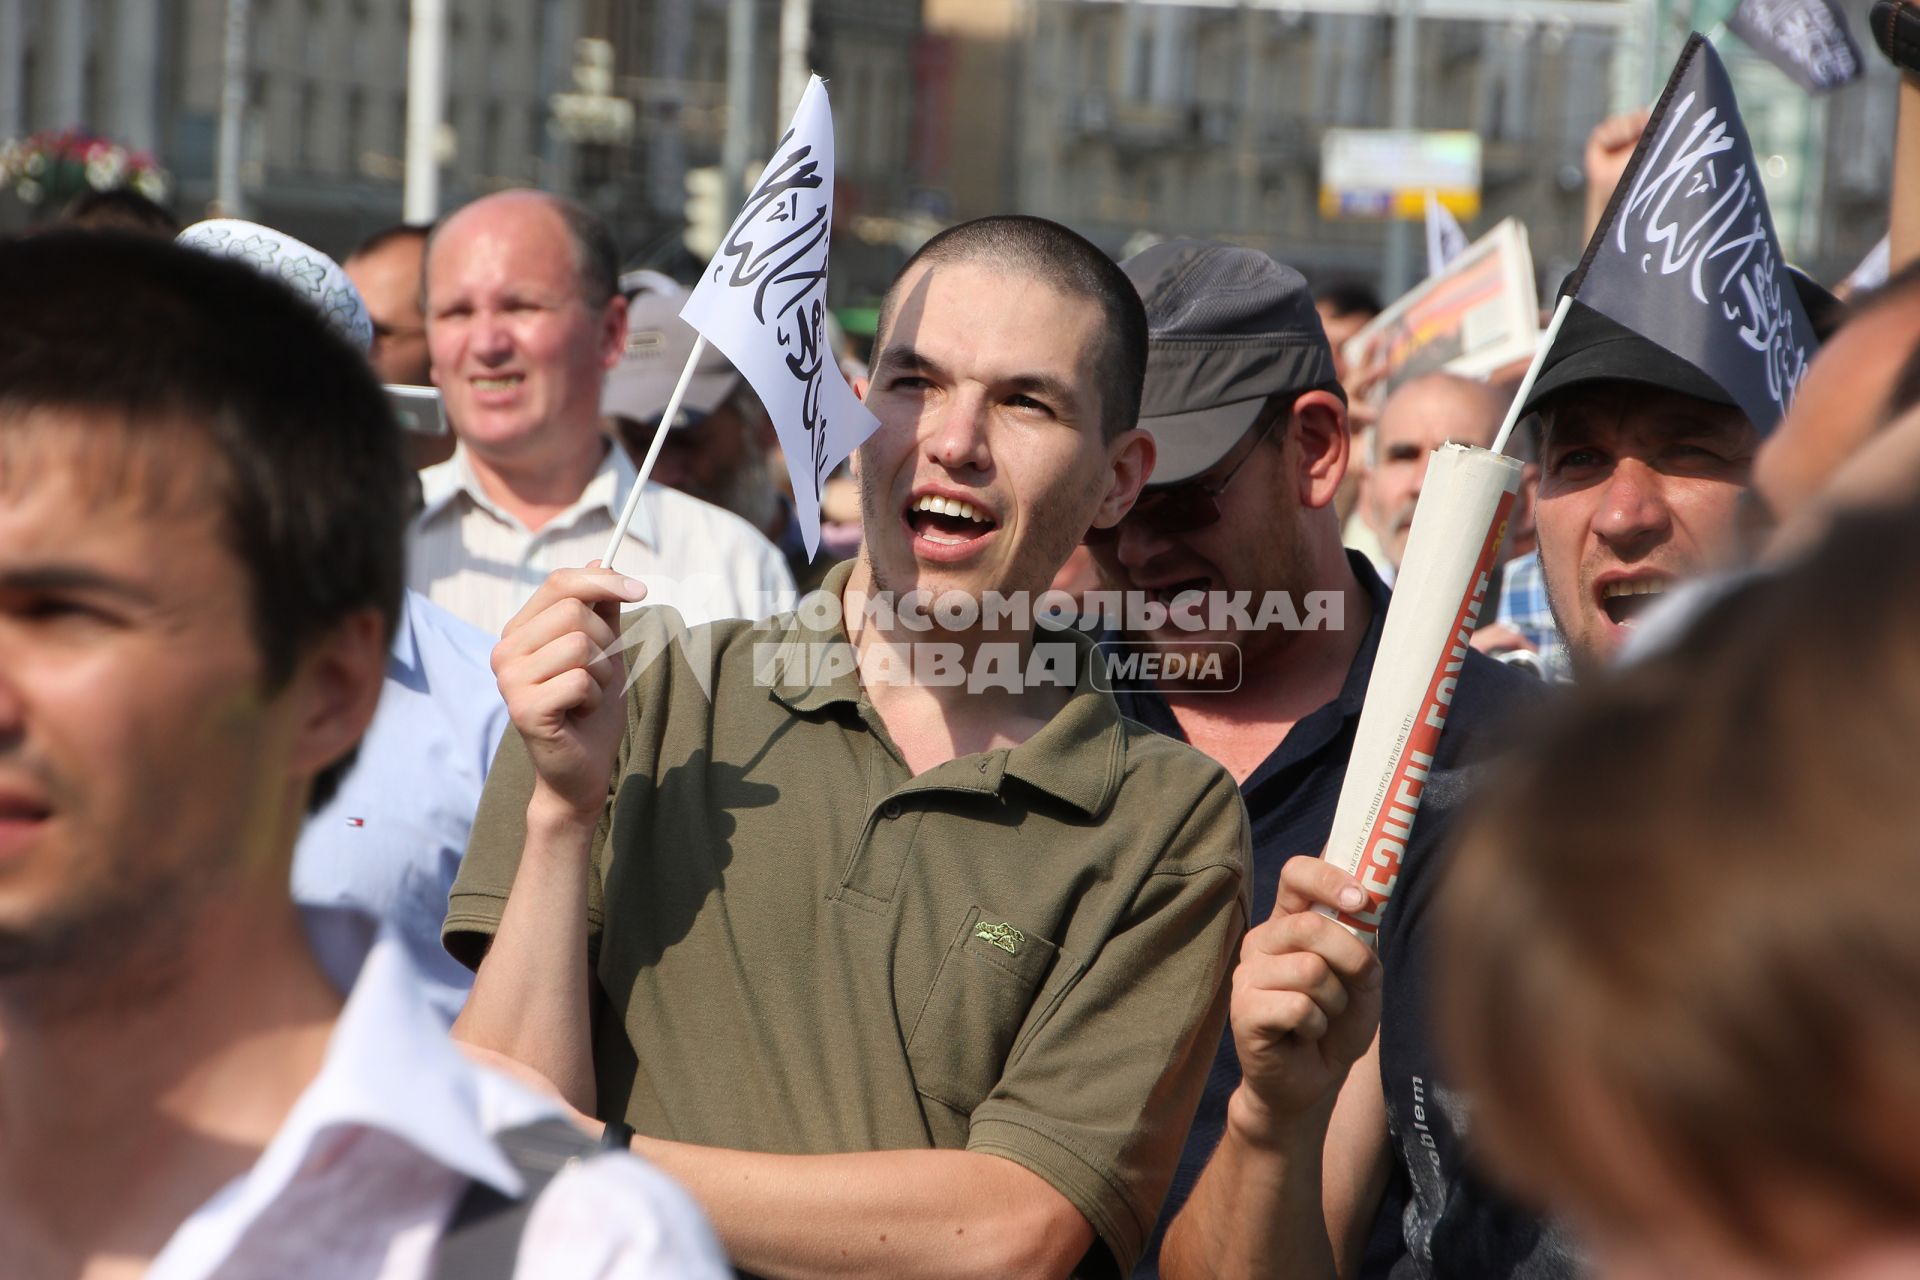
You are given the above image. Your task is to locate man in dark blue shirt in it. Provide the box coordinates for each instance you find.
[1089,241,1541,1279]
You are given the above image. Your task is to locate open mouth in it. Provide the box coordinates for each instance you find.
[1599,578,1669,627]
[905,493,999,548]
[0,785,49,818]
[471,374,524,394]
[1145,578,1211,619]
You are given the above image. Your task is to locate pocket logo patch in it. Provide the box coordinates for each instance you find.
[973,921,1025,955]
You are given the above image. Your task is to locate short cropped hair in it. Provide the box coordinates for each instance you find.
[347,221,430,263]
[1439,501,1920,1254]
[0,232,409,809]
[873,215,1148,440]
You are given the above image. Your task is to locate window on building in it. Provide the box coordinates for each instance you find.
[251,1,275,64]
[20,47,38,130]
[348,0,372,70]
[482,100,502,178]
[296,81,317,169]
[305,3,329,74]
[83,52,104,135]
[868,65,892,175]
[346,88,365,175]
[1122,8,1151,101]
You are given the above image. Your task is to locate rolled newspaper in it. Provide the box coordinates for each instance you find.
[1317,442,1524,940]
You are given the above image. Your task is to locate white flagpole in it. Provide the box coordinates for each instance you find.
[1491,294,1575,456]
[601,335,709,569]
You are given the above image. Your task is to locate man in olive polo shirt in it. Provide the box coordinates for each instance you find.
[447,214,1251,1279]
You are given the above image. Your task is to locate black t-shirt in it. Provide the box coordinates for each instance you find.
[1363,763,1585,1279]
[1119,555,1556,1278]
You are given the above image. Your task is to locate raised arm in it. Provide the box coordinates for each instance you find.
[1159,857,1392,1280]
[450,565,643,1111]
[1895,74,1920,273]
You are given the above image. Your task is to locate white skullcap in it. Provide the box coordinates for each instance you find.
[176,218,375,353]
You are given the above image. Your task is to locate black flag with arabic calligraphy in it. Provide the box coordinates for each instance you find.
[1727,0,1863,94]
[1565,34,1817,433]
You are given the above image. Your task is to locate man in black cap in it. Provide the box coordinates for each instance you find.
[1153,275,1847,1277]
[1520,300,1767,677]
[1088,241,1536,1278]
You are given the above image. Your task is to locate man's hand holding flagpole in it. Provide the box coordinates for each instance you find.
[1316,33,1821,939]
[601,75,879,573]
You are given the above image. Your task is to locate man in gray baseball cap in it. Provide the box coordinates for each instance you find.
[1088,239,1359,668]
[1127,240,1346,482]
[1092,241,1537,1279]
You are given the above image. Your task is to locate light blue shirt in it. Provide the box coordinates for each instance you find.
[294,591,509,1022]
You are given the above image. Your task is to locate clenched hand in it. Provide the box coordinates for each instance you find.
[491,563,645,822]
[1228,856,1384,1143]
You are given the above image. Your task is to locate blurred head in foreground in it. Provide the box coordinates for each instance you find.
[1438,500,1920,1279]
[0,231,403,988]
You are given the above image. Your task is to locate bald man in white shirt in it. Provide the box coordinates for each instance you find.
[411,191,795,634]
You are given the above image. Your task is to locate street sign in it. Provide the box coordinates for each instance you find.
[1320,128,1481,221]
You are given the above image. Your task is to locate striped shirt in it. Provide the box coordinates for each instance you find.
[409,442,798,635]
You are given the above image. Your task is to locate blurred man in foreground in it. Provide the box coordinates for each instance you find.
[1441,501,1920,1279]
[0,232,724,1277]
[411,190,793,634]
[177,215,511,1022]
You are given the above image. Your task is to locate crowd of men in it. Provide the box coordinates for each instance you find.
[5,70,1920,1280]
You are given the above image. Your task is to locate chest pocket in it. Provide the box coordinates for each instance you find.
[906,905,1079,1115]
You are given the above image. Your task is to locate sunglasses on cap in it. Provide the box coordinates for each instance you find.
[1085,398,1290,545]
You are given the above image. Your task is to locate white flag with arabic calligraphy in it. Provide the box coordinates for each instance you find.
[680,75,879,560]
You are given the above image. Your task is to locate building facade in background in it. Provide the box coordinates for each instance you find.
[592,0,923,299]
[0,0,1901,303]
[922,0,1893,299]
[0,0,920,292]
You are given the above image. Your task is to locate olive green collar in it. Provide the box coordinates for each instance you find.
[765,559,1123,817]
